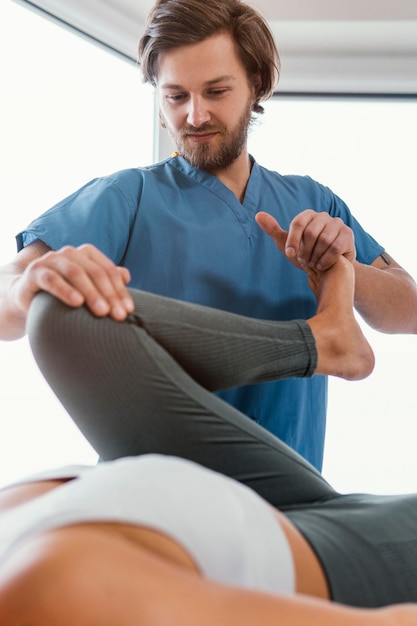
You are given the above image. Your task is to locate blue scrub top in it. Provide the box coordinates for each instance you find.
[18,156,384,470]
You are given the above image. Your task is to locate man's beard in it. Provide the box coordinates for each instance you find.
[168,101,252,171]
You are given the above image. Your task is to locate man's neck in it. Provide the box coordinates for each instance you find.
[208,150,252,203]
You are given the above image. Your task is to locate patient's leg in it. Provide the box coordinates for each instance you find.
[111,258,374,388]
[27,290,335,507]
[307,256,375,381]
[26,259,372,507]
[255,210,374,380]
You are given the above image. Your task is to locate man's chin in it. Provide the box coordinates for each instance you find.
[182,149,216,170]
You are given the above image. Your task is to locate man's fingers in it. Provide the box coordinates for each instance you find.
[255,212,288,256]
[286,212,356,270]
[23,245,134,320]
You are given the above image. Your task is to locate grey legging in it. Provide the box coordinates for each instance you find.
[27,288,336,508]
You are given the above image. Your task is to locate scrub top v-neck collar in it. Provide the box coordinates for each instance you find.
[169,155,261,239]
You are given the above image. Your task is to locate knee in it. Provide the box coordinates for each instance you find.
[27,292,94,369]
[27,291,74,346]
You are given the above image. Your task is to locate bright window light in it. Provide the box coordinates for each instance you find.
[249,97,417,494]
[0,0,154,484]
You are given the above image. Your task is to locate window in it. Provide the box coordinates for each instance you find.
[249,97,417,493]
[0,1,154,484]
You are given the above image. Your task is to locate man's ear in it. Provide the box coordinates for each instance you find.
[159,110,167,128]
[250,74,263,112]
[253,74,263,99]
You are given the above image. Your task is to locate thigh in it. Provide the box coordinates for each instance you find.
[287,493,417,606]
[0,524,193,626]
[28,292,334,508]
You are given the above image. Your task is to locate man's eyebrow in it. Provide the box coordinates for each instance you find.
[206,75,237,86]
[160,75,237,90]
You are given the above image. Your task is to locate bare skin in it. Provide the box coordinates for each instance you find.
[306,257,375,380]
[0,241,134,340]
[256,211,375,380]
[157,32,256,201]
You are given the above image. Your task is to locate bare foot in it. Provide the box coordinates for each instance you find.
[307,257,375,380]
[256,210,374,380]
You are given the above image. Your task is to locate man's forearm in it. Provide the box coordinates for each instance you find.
[0,269,28,340]
[354,261,417,334]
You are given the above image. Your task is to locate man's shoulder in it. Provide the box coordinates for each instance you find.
[96,160,179,195]
[253,161,329,200]
[255,161,322,188]
[104,158,176,182]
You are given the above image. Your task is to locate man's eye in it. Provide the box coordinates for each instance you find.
[167,94,186,102]
[209,89,227,96]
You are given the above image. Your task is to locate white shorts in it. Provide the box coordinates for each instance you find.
[0,454,295,595]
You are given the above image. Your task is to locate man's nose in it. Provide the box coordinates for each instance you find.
[186,96,211,127]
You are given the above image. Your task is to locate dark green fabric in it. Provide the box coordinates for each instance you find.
[286,492,417,607]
